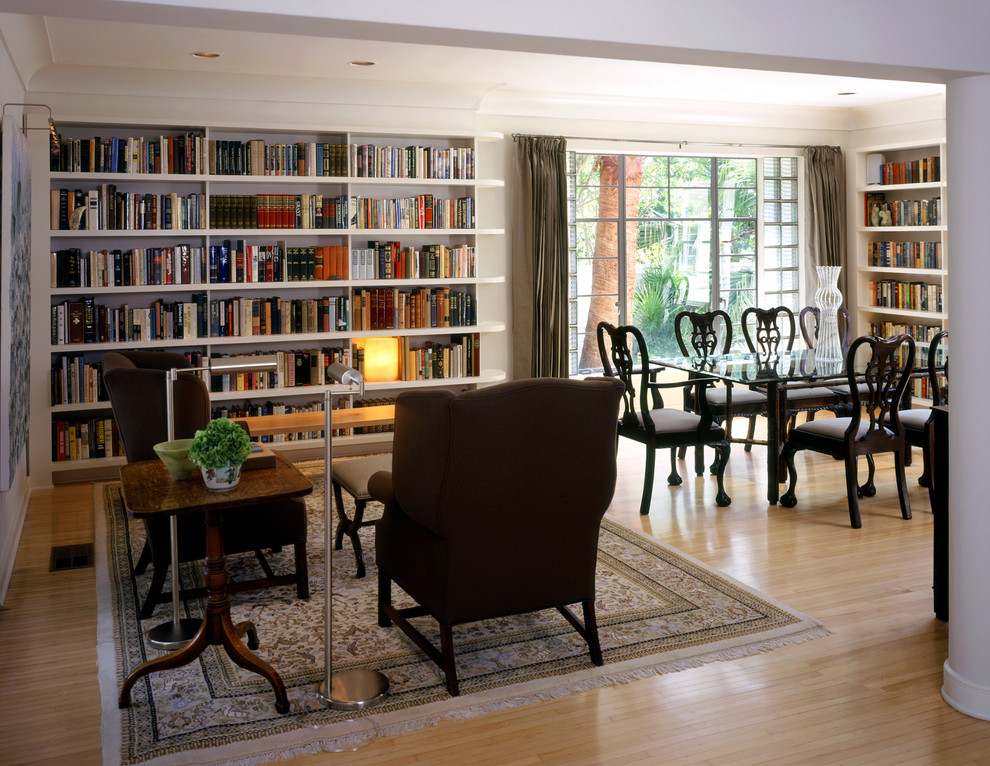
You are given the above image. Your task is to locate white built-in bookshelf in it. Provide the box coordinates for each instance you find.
[38,124,506,483]
[853,139,948,399]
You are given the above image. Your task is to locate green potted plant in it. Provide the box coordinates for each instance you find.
[188,417,252,490]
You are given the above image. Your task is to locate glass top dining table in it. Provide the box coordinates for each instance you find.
[649,348,865,505]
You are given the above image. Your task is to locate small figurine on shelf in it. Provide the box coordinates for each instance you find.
[878,203,892,227]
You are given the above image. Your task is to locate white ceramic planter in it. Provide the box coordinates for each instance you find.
[201,462,242,491]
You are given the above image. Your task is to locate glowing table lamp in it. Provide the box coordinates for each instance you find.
[357,337,400,383]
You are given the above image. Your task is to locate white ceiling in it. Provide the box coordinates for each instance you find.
[33,16,945,112]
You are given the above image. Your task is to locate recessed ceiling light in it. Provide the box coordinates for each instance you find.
[349,60,376,67]
[837,92,856,96]
[192,51,221,59]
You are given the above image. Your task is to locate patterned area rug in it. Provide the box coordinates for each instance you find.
[96,461,829,766]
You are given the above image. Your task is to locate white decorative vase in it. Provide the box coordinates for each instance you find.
[201,462,242,491]
[814,265,844,363]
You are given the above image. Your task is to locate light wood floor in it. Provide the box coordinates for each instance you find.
[2,438,988,765]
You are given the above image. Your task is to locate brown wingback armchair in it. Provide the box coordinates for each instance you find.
[102,350,309,619]
[368,377,624,696]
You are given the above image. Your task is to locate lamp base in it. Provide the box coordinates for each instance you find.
[147,618,201,651]
[318,669,389,711]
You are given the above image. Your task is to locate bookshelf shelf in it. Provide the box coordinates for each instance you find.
[38,124,508,482]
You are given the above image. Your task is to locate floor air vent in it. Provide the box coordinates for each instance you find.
[49,543,95,571]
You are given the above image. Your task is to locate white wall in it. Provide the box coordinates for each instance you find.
[0,22,31,604]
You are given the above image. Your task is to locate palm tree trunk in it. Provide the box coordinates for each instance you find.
[579,156,643,369]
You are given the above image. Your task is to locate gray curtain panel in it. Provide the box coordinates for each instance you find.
[804,146,847,297]
[513,136,569,378]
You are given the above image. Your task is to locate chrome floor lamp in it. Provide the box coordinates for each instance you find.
[318,362,389,711]
[147,354,279,651]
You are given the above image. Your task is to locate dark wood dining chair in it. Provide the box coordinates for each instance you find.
[741,305,849,429]
[674,309,766,471]
[779,334,917,528]
[599,321,731,515]
[887,330,948,488]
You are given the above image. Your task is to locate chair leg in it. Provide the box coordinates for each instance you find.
[439,623,459,696]
[377,567,393,627]
[713,441,731,507]
[254,549,276,579]
[694,444,705,476]
[780,442,799,507]
[294,541,309,599]
[745,417,756,452]
[858,454,877,498]
[133,540,152,576]
[894,448,913,521]
[667,448,682,486]
[349,500,368,578]
[139,561,169,619]
[678,445,687,460]
[844,454,863,529]
[332,481,347,551]
[641,445,657,515]
[582,599,604,666]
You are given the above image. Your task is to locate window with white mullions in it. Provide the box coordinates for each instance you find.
[568,150,803,376]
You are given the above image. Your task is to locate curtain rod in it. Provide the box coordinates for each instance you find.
[510,132,837,151]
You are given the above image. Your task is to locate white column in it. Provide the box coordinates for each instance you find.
[943,74,990,720]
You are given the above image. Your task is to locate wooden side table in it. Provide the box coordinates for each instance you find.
[116,450,313,714]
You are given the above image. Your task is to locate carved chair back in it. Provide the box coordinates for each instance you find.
[741,306,797,356]
[674,309,732,358]
[799,305,852,349]
[597,321,663,431]
[845,334,916,446]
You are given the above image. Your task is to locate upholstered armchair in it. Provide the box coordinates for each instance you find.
[368,377,624,696]
[102,350,309,619]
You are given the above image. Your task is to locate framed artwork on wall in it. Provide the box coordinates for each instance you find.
[1,113,32,490]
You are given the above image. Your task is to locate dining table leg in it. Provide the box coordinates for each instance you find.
[765,382,786,504]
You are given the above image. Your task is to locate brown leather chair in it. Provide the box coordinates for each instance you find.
[368,377,624,696]
[102,350,309,619]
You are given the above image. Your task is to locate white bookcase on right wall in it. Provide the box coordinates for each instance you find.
[853,139,948,400]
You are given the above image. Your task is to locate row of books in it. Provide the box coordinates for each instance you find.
[867,240,942,270]
[52,417,125,462]
[350,242,476,280]
[50,355,108,405]
[50,294,351,345]
[351,194,475,230]
[209,141,348,177]
[351,287,475,331]
[352,144,474,180]
[210,193,350,229]
[51,240,476,288]
[877,156,940,185]
[52,133,474,180]
[864,192,941,227]
[51,132,204,175]
[866,322,947,365]
[867,280,944,313]
[52,187,206,231]
[398,334,480,381]
[210,296,350,338]
[208,348,353,392]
